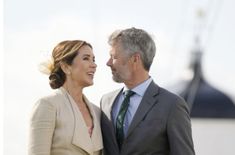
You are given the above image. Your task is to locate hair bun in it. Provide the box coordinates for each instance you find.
[49,72,64,89]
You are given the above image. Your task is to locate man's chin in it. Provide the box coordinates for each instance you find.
[112,77,122,83]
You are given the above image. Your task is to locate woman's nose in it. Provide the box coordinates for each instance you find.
[92,61,97,68]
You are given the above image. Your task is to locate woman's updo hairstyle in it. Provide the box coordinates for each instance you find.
[40,40,92,89]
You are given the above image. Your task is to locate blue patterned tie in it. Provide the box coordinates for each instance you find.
[116,90,135,148]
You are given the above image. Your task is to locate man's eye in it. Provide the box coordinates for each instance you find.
[111,56,117,60]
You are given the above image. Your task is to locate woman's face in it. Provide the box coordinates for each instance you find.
[67,45,97,88]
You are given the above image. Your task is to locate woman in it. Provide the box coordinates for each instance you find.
[29,40,103,155]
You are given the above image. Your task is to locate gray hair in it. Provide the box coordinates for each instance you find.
[108,27,156,71]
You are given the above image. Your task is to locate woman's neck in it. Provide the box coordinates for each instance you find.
[63,82,83,103]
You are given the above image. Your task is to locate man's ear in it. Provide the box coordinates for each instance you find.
[132,53,141,63]
[60,62,71,75]
[130,53,142,71]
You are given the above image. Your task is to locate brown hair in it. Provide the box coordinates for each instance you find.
[49,40,92,89]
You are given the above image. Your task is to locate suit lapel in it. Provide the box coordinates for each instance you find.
[126,81,159,138]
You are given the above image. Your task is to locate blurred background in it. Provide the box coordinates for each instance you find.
[3,0,235,154]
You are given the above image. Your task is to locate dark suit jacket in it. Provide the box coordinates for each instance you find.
[100,81,195,155]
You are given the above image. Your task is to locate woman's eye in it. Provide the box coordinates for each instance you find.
[83,57,89,60]
[83,56,95,62]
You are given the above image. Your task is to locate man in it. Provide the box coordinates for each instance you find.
[100,27,195,155]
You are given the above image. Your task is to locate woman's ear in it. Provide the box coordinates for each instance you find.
[60,62,71,75]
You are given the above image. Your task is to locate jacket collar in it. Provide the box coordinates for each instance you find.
[59,87,103,155]
[126,81,159,138]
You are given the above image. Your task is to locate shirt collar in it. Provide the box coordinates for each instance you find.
[123,77,153,97]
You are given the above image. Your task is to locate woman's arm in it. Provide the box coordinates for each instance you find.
[28,98,56,155]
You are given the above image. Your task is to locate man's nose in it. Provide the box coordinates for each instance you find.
[106,58,112,66]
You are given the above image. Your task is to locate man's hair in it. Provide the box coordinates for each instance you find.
[108,27,156,71]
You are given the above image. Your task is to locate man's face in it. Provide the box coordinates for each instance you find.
[106,44,132,83]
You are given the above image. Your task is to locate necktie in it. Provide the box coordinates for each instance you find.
[116,90,135,149]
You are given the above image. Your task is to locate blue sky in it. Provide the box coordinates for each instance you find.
[3,0,235,154]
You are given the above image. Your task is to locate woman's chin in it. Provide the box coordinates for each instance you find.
[85,81,94,87]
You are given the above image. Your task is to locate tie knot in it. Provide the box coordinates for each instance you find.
[124,90,135,98]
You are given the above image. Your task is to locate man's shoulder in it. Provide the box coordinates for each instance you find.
[149,81,185,103]
[158,86,183,100]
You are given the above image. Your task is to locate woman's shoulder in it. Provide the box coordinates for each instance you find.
[30,89,66,119]
[35,88,65,107]
[91,103,101,113]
